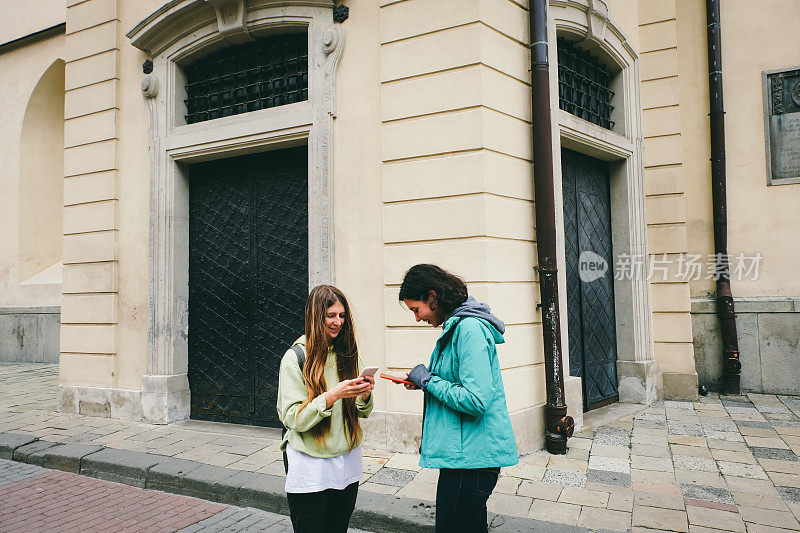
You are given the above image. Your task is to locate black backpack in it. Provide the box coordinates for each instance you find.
[282,343,306,474]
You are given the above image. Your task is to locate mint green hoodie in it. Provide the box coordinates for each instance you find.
[277,336,373,458]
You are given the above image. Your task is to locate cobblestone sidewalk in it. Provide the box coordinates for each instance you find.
[2,363,800,532]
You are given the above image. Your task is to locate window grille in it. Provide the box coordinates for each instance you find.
[557,38,615,130]
[184,33,308,124]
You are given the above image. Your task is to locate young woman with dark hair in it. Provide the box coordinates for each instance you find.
[277,285,374,533]
[396,264,518,533]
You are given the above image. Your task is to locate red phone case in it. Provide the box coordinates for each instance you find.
[379,373,414,386]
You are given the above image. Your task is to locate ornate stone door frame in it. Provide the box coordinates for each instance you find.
[550,0,659,418]
[127,0,343,423]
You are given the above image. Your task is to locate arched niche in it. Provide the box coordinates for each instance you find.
[19,59,65,283]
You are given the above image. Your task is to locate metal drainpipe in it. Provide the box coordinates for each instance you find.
[706,0,741,395]
[530,0,574,454]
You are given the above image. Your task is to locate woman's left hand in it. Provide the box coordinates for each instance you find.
[360,374,375,400]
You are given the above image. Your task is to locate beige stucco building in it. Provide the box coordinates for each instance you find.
[1,0,798,454]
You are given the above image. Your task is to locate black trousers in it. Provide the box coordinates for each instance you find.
[435,467,500,533]
[286,482,359,533]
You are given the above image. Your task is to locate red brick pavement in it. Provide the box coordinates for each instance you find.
[0,470,226,533]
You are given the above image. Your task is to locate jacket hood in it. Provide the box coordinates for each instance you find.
[446,296,505,340]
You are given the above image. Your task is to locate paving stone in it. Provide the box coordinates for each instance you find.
[674,455,718,472]
[631,468,677,485]
[607,492,633,512]
[517,480,562,501]
[686,505,745,532]
[589,455,630,474]
[735,420,774,429]
[758,459,800,475]
[547,456,588,474]
[750,446,799,461]
[502,462,546,480]
[745,436,790,449]
[631,443,671,458]
[778,486,800,503]
[568,437,593,451]
[769,471,800,488]
[668,421,704,437]
[586,469,631,488]
[577,506,631,531]
[413,468,438,483]
[725,476,782,496]
[708,439,750,452]
[396,480,436,502]
[680,483,734,504]
[383,453,421,472]
[635,413,667,423]
[699,417,738,432]
[493,475,521,495]
[675,469,727,489]
[665,401,695,411]
[0,458,45,486]
[527,499,581,526]
[731,491,789,510]
[486,492,533,517]
[360,482,399,495]
[738,505,800,530]
[633,505,689,532]
[566,447,590,461]
[542,469,586,487]
[631,454,673,472]
[558,486,609,508]
[740,427,781,438]
[717,461,768,479]
[635,490,685,510]
[594,432,630,447]
[591,443,630,459]
[367,467,416,487]
[711,448,757,464]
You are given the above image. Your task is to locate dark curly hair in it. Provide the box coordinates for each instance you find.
[398,264,468,316]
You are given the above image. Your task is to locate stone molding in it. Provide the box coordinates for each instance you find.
[128,0,341,423]
[551,0,656,403]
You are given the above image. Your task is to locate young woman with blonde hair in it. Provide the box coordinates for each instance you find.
[277,285,374,533]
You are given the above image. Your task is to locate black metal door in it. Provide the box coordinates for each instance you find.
[562,148,618,410]
[188,147,308,427]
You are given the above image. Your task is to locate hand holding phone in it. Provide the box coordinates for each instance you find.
[380,372,415,387]
[359,366,380,379]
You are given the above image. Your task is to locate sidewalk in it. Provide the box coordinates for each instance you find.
[2,363,800,532]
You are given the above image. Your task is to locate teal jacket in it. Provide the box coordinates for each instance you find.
[419,316,519,469]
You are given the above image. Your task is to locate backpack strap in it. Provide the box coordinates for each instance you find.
[291,343,306,371]
[283,342,306,475]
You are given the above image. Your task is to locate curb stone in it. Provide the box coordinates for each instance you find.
[28,443,103,473]
[13,440,58,464]
[0,433,36,459]
[80,448,166,488]
[0,431,586,532]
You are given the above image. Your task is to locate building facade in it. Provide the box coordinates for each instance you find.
[0,0,798,454]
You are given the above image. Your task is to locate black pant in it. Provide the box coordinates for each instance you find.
[435,467,500,533]
[286,482,359,533]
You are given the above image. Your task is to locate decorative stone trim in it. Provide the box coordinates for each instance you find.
[127,0,341,424]
[551,0,657,405]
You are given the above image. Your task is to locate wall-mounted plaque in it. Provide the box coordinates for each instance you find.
[763,67,800,185]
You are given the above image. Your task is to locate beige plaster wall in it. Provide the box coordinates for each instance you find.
[379,0,543,420]
[680,0,800,300]
[0,0,65,44]
[330,2,386,410]
[638,0,696,377]
[0,33,65,308]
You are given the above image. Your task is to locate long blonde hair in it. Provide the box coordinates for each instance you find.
[297,285,362,450]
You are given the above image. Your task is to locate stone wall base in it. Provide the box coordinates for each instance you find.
[662,371,699,401]
[692,297,800,394]
[0,306,60,363]
[617,359,661,404]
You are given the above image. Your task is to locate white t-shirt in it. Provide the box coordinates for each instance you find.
[284,443,363,494]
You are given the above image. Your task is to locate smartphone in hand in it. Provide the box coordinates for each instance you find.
[359,366,380,379]
[380,372,414,386]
